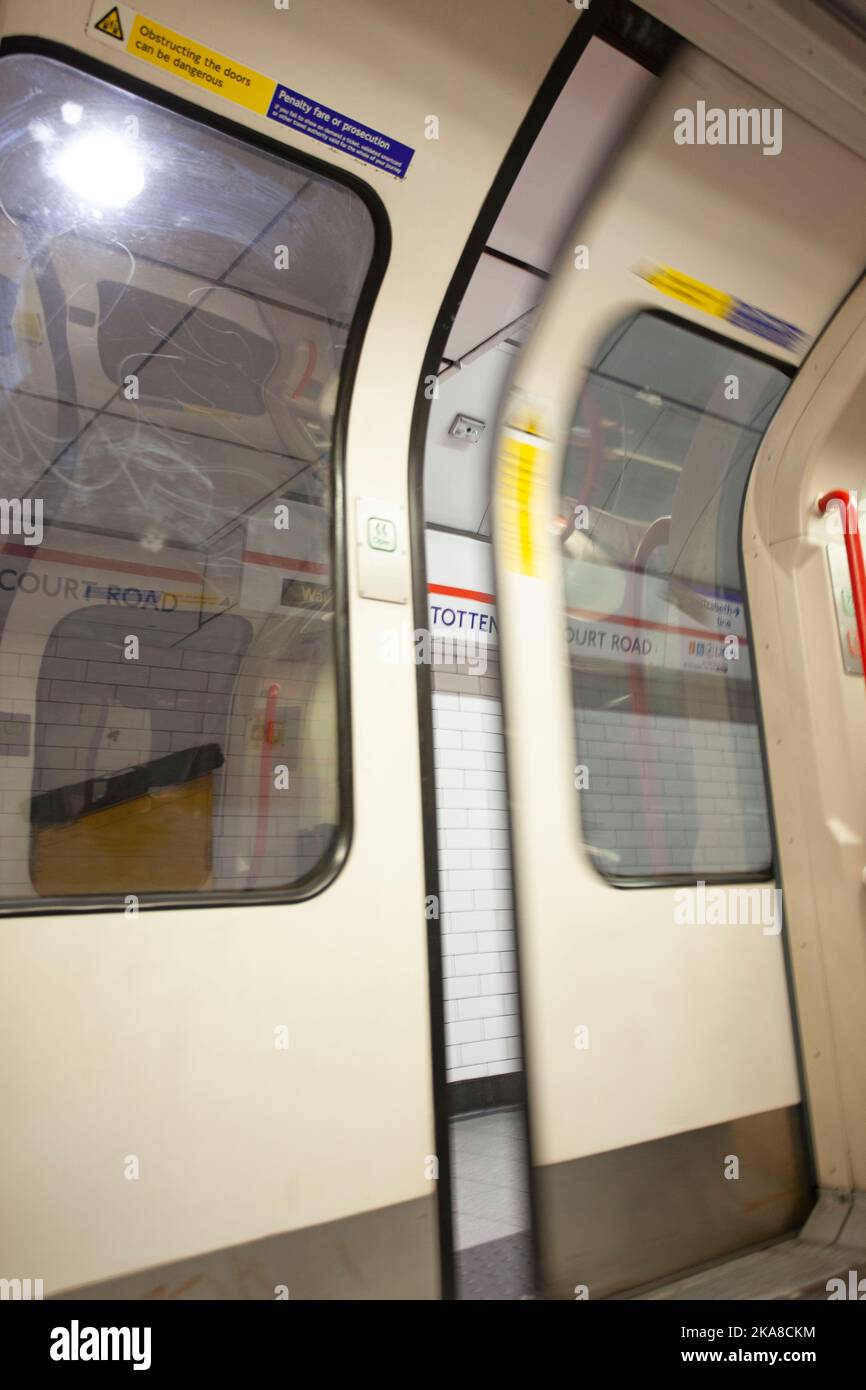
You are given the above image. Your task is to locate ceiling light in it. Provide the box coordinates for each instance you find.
[54,131,145,208]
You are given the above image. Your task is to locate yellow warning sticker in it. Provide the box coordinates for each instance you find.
[498,411,551,578]
[94,6,124,40]
[86,2,416,178]
[88,3,273,113]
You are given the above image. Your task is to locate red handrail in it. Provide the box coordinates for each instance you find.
[818,490,866,684]
[248,682,281,886]
[628,517,671,874]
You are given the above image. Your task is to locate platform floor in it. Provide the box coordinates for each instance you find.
[448,1109,866,1301]
[450,1107,532,1299]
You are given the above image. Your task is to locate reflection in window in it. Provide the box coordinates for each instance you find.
[560,313,787,879]
[0,54,376,898]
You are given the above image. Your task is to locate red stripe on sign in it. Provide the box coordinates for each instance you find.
[0,542,200,583]
[428,582,496,604]
[567,606,749,646]
[0,543,330,582]
[242,550,329,574]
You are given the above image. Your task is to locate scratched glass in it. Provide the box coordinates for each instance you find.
[560,312,788,881]
[0,54,375,898]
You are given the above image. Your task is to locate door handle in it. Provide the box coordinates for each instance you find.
[818,490,866,691]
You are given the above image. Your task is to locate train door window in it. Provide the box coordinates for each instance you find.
[560,312,789,880]
[0,52,379,901]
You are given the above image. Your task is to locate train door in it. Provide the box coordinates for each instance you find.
[743,277,866,1227]
[492,6,866,1297]
[0,0,580,1298]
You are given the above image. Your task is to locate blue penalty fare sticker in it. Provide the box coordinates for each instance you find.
[266,85,415,180]
[87,5,416,180]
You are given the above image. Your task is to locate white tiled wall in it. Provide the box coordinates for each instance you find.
[573,681,772,875]
[0,597,336,896]
[433,689,522,1082]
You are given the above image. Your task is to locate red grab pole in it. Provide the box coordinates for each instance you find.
[628,516,671,875]
[249,682,281,886]
[818,490,866,686]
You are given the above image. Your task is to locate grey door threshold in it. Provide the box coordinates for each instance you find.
[634,1192,866,1300]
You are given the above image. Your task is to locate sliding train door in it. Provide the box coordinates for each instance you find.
[743,276,866,1217]
[0,0,577,1298]
[493,21,866,1297]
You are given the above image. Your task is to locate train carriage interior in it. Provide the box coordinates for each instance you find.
[0,0,865,1332]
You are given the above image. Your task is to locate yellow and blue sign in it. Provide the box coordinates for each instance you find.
[88,3,415,179]
[636,263,807,354]
[266,86,414,180]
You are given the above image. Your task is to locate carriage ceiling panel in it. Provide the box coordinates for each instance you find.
[427,38,656,535]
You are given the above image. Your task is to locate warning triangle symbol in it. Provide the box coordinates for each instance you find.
[95,6,124,40]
